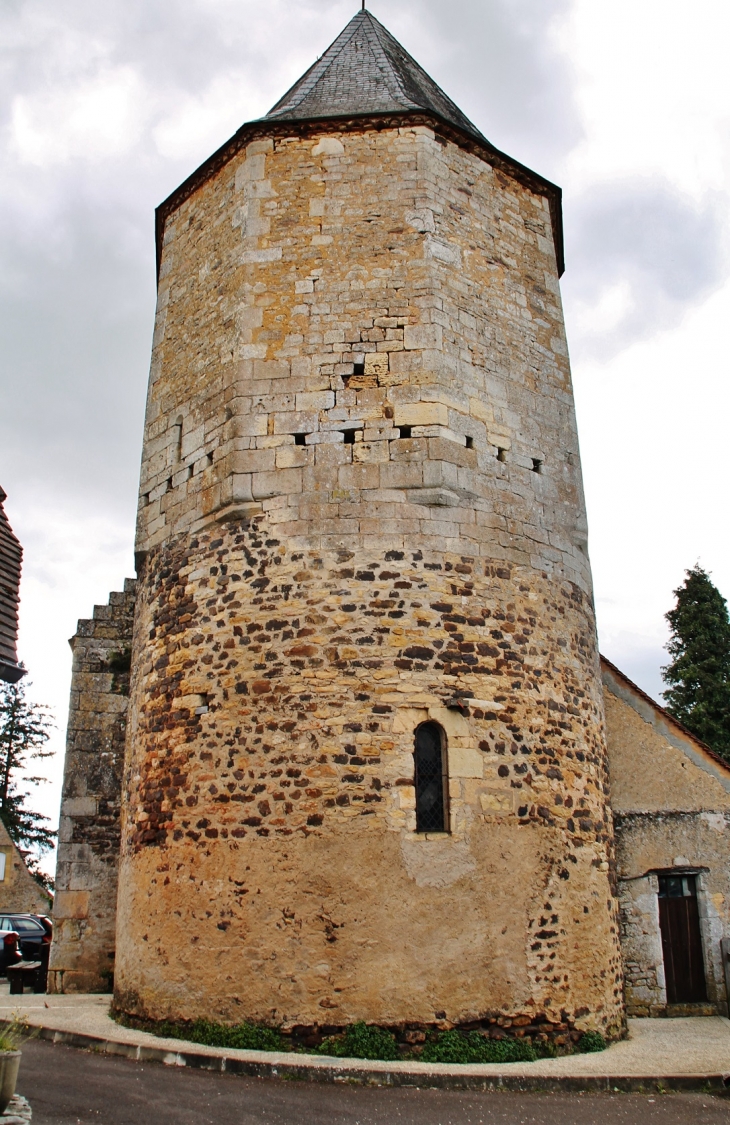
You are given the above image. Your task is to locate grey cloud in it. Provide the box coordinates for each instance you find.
[0,203,153,516]
[407,0,580,177]
[600,639,667,707]
[562,180,727,359]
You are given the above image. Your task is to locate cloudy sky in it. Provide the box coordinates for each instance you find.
[1,0,728,870]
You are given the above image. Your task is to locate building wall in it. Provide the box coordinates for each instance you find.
[603,661,730,1017]
[0,486,25,683]
[113,122,623,1036]
[0,821,51,916]
[48,580,136,994]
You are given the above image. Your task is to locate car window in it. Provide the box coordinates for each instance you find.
[9,920,42,933]
[0,919,10,931]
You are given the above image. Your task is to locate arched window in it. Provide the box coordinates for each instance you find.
[414,722,449,833]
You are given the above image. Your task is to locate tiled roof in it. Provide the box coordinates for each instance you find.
[265,9,486,143]
[0,487,25,683]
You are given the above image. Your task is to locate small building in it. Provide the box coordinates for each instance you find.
[0,819,52,916]
[603,658,730,1016]
[0,486,26,685]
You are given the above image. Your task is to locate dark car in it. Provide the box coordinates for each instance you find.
[0,915,52,964]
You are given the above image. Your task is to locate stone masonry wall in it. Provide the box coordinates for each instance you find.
[48,580,136,994]
[136,123,589,587]
[616,871,667,1017]
[115,527,622,1034]
[114,122,624,1035]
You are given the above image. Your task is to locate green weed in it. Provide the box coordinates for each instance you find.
[577,1030,607,1053]
[421,1030,537,1065]
[316,1021,399,1061]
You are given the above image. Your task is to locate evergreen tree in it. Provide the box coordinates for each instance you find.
[0,680,55,891]
[662,566,730,761]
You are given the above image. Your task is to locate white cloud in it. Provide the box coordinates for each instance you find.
[563,179,727,357]
[152,71,261,162]
[10,66,148,167]
[10,497,134,873]
[571,278,633,339]
[561,0,730,195]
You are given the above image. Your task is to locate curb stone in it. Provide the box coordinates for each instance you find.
[31,1026,730,1095]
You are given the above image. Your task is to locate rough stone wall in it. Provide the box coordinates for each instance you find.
[0,820,52,915]
[48,580,136,994]
[603,663,730,1017]
[115,123,623,1036]
[616,872,666,1016]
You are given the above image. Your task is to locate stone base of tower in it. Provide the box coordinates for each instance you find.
[113,522,624,1036]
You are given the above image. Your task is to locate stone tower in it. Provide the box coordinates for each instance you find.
[114,10,624,1038]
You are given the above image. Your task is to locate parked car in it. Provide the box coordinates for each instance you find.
[0,915,52,964]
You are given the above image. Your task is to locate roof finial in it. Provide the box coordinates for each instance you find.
[361,1,366,9]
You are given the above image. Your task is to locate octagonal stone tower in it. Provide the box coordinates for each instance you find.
[115,10,624,1038]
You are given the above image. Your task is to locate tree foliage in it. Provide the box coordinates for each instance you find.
[0,679,55,891]
[662,566,730,762]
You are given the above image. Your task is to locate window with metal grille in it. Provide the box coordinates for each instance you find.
[414,722,449,833]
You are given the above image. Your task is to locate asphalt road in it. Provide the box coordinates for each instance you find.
[15,1039,729,1125]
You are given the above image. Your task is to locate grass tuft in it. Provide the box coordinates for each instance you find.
[0,1016,35,1052]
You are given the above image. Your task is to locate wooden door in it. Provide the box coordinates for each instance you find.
[658,874,707,1004]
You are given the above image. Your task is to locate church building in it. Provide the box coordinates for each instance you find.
[49,10,730,1038]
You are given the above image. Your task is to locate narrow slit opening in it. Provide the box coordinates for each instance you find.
[465,436,474,449]
[294,433,307,446]
[497,448,507,462]
[399,425,412,439]
[532,458,542,474]
[342,429,359,445]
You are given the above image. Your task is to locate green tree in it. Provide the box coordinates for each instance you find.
[0,680,55,891]
[662,565,730,762]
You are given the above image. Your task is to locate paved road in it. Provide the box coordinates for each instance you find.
[16,1039,729,1125]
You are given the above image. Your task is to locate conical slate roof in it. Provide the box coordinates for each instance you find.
[264,9,486,143]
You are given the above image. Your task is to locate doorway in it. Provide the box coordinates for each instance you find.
[658,873,707,1004]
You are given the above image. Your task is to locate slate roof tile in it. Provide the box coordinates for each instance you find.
[265,9,486,143]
